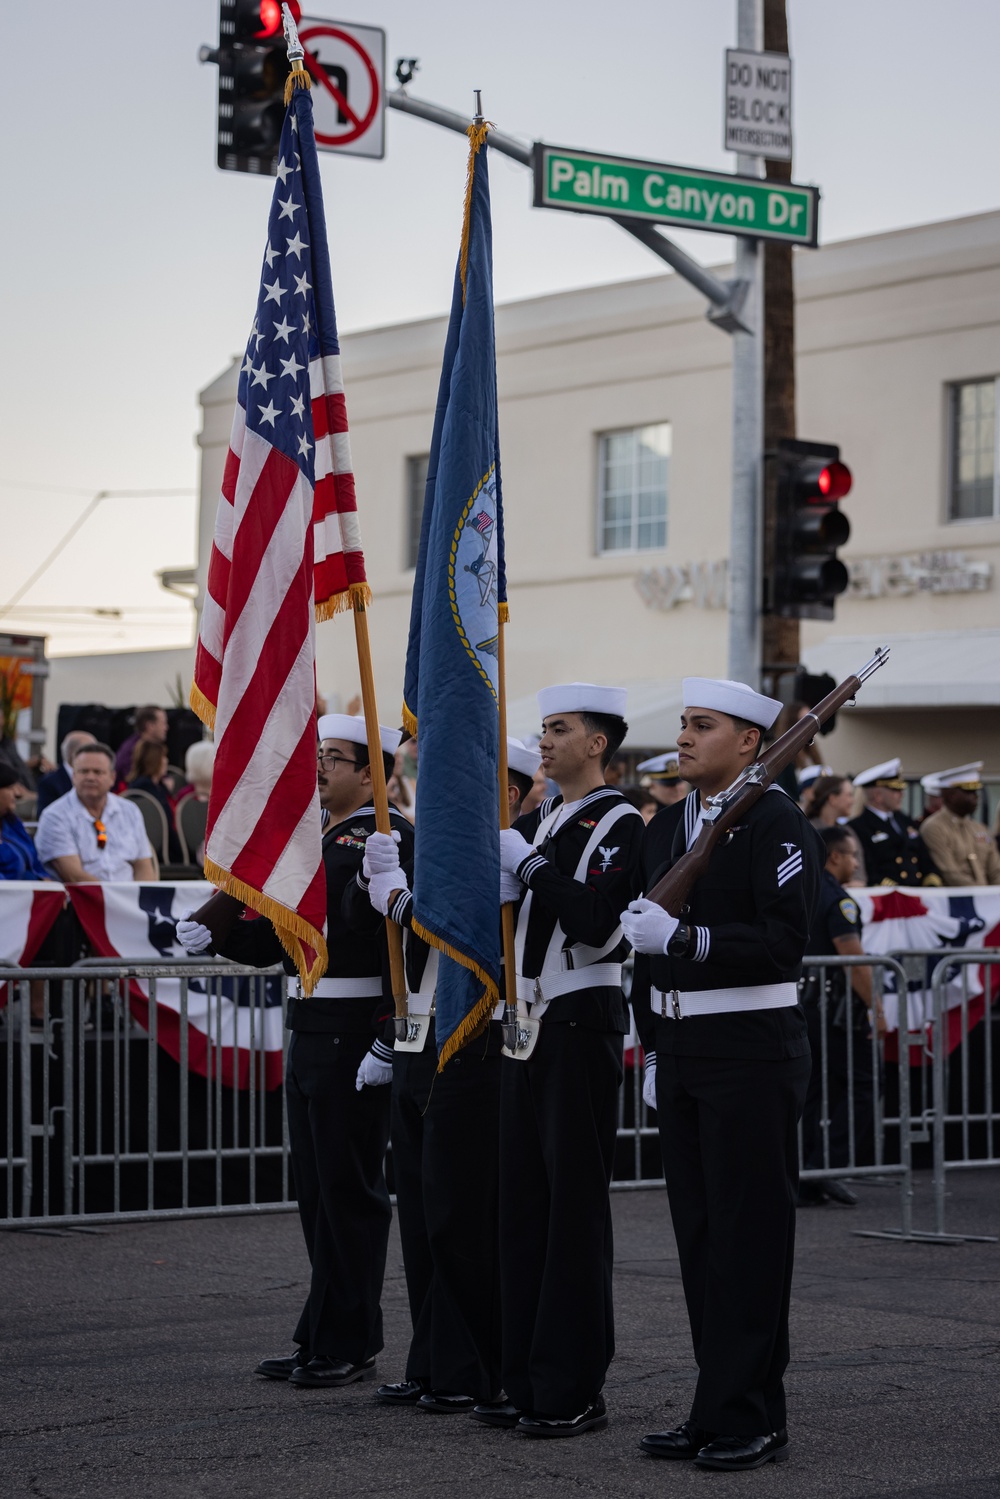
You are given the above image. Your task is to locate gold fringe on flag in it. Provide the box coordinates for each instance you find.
[189,680,217,733]
[410,916,500,1071]
[314,580,372,624]
[401,700,417,738]
[203,857,328,997]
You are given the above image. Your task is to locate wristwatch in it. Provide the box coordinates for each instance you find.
[666,922,694,959]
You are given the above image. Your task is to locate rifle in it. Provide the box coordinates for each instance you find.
[647,648,890,914]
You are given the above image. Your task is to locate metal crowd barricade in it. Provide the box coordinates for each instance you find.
[925,950,1000,1243]
[613,954,925,1242]
[0,960,289,1229]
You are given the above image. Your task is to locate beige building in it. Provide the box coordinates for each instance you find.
[62,209,1000,781]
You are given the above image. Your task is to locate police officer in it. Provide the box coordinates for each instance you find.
[481,684,643,1437]
[849,759,941,887]
[350,738,542,1414]
[799,824,881,1207]
[624,677,822,1472]
[178,713,411,1390]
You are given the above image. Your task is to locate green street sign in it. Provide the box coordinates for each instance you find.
[533,143,819,247]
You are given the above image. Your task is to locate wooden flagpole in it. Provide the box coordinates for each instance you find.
[352,597,409,1024]
[497,615,518,1022]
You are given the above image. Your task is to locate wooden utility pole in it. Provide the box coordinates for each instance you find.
[761,0,799,695]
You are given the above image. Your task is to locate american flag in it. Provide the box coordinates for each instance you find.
[192,85,367,993]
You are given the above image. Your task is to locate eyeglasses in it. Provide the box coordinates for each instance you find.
[93,819,107,850]
[317,751,361,771]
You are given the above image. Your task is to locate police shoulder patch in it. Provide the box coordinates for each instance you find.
[839,897,859,924]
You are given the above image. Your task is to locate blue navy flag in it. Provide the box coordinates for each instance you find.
[402,126,505,1066]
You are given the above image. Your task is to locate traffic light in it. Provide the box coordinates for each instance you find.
[215,1,301,176]
[769,438,852,621]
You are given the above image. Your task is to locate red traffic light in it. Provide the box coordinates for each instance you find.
[817,461,852,502]
[255,1,299,37]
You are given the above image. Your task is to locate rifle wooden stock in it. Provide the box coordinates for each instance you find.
[647,659,884,915]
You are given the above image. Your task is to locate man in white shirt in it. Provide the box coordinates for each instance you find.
[36,742,155,883]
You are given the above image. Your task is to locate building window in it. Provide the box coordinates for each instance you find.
[949,379,998,521]
[405,454,430,568]
[597,424,670,554]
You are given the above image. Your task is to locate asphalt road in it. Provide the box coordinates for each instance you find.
[3,1170,999,1499]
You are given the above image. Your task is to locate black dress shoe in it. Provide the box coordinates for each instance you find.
[470,1400,524,1429]
[255,1350,308,1380]
[695,1429,790,1470]
[796,1181,829,1207]
[289,1355,377,1389]
[518,1394,607,1438]
[823,1178,859,1206]
[639,1419,716,1459]
[376,1379,426,1404]
[418,1391,476,1413]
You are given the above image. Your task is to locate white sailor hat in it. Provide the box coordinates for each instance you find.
[317,713,402,757]
[855,757,905,790]
[507,737,542,779]
[636,752,681,782]
[920,772,943,795]
[798,764,832,789]
[935,762,984,791]
[537,683,627,720]
[682,677,782,731]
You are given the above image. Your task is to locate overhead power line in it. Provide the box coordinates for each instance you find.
[0,488,197,618]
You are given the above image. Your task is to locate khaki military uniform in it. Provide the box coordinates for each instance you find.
[919,808,1000,887]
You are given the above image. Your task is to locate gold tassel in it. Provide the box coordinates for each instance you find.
[459,121,491,305]
[284,63,312,106]
[401,701,418,737]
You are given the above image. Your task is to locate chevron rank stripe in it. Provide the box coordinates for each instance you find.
[777,848,804,887]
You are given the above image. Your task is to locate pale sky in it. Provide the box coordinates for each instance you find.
[3,0,998,657]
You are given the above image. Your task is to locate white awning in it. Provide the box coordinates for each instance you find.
[802,629,1000,708]
[506,678,685,750]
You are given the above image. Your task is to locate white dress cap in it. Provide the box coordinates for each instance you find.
[636,752,680,780]
[798,764,832,788]
[507,737,542,779]
[317,713,402,757]
[935,761,984,789]
[537,683,627,721]
[854,757,903,788]
[920,772,943,794]
[682,678,782,730]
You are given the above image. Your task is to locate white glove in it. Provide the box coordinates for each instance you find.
[363,830,402,880]
[367,867,409,916]
[642,1052,657,1111]
[500,828,534,875]
[621,898,679,955]
[176,916,213,954]
[500,869,522,905]
[355,1048,393,1090]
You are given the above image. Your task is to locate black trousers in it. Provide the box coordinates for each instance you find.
[391,1021,502,1398]
[802,1001,878,1171]
[655,1048,811,1437]
[499,1024,622,1418]
[284,1029,391,1362]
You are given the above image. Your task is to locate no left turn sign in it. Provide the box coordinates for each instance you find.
[299,17,386,159]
